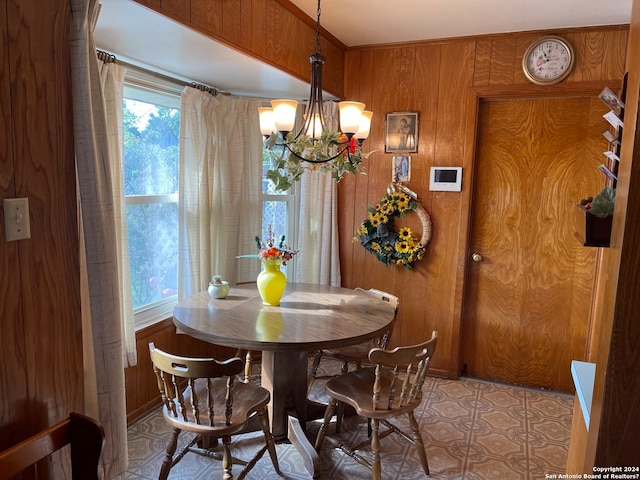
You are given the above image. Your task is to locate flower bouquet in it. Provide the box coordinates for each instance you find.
[255,225,298,265]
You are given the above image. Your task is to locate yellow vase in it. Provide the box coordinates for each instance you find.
[257,258,287,306]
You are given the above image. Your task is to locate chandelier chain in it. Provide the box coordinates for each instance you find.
[315,0,322,55]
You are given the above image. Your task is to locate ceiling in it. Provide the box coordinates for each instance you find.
[293,0,632,47]
[94,0,632,99]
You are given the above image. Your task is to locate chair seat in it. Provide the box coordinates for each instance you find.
[163,378,271,435]
[325,367,422,419]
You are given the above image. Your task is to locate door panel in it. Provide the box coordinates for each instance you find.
[462,97,605,392]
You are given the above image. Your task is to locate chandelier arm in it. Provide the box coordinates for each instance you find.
[281,142,352,164]
[311,55,326,133]
[296,53,326,141]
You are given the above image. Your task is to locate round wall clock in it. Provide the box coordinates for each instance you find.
[522,36,575,85]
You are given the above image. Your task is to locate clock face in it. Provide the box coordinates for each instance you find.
[522,37,574,85]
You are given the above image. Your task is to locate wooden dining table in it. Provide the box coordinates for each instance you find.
[172,282,396,478]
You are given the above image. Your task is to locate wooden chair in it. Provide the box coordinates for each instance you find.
[314,331,438,480]
[307,288,399,432]
[0,412,104,480]
[149,343,280,480]
[307,288,400,393]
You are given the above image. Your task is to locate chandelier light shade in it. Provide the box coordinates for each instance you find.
[258,107,276,136]
[271,100,298,133]
[355,110,373,140]
[338,101,366,133]
[259,0,373,191]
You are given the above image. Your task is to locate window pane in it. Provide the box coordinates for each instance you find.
[124,99,179,196]
[123,95,179,315]
[262,200,288,243]
[262,149,286,195]
[126,202,178,309]
[261,141,295,275]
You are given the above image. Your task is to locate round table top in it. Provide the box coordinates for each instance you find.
[173,283,396,352]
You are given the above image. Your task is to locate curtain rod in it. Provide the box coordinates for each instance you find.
[95,49,225,96]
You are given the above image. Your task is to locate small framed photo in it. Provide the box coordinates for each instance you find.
[599,87,625,115]
[598,164,617,180]
[392,156,411,183]
[603,110,624,129]
[603,150,620,163]
[602,129,620,145]
[385,112,419,153]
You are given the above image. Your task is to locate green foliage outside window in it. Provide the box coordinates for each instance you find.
[123,100,180,309]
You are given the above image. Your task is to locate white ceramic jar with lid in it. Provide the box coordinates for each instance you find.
[208,275,229,299]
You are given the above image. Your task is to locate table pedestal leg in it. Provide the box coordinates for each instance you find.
[261,350,321,478]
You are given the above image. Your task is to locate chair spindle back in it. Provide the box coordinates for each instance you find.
[369,331,437,411]
[149,343,244,427]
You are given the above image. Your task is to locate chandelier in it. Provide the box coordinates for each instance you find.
[258,0,372,191]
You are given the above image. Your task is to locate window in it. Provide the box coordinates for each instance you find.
[122,71,298,327]
[261,148,297,275]
[123,74,182,327]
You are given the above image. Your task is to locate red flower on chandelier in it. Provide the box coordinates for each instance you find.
[341,136,359,157]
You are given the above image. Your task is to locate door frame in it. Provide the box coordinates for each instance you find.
[449,81,613,379]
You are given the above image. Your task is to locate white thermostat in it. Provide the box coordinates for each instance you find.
[429,167,462,192]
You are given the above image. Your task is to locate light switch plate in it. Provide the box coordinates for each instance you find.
[3,197,31,241]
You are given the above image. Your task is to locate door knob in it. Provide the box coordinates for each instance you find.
[471,252,482,262]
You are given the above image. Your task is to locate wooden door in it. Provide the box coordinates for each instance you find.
[462,97,605,392]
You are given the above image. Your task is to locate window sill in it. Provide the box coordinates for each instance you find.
[134,297,177,332]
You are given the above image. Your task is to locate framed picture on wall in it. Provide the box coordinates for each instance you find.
[385,111,419,153]
[392,156,411,182]
[599,87,625,116]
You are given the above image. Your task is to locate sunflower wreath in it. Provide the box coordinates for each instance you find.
[353,183,432,269]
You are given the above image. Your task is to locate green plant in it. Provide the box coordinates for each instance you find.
[580,186,615,218]
[264,131,372,192]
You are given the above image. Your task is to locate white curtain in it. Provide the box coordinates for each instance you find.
[179,88,263,297]
[70,0,128,477]
[99,61,137,367]
[294,102,341,286]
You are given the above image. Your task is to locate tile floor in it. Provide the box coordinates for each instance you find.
[125,358,573,479]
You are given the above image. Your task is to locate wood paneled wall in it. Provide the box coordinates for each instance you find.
[585,2,640,468]
[0,0,82,453]
[132,0,346,98]
[338,26,628,378]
